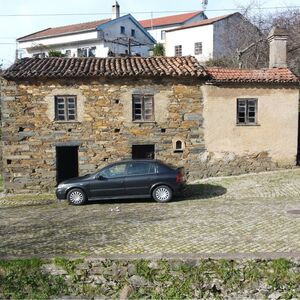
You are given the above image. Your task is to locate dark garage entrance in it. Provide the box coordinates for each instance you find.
[56,146,79,184]
[132,144,155,159]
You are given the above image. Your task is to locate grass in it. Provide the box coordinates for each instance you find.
[0,258,299,299]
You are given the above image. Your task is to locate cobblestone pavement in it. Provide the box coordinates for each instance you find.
[1,169,300,258]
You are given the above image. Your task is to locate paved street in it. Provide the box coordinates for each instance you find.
[1,169,300,258]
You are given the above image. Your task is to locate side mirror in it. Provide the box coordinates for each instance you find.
[97,175,106,180]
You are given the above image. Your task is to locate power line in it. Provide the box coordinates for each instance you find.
[0,6,299,17]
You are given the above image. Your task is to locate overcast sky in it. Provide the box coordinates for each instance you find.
[0,0,299,68]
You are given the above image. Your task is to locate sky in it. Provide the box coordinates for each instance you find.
[0,0,299,68]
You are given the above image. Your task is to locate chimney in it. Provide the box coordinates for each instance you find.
[112,1,120,19]
[268,26,288,68]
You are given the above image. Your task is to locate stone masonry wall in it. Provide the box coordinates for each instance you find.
[2,78,205,193]
[1,77,288,193]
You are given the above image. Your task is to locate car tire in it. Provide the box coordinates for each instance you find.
[67,188,87,205]
[152,185,173,203]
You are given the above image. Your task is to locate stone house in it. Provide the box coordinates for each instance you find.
[1,28,299,193]
[17,2,155,59]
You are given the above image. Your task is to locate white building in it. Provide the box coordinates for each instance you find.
[139,11,207,45]
[165,13,261,63]
[17,2,156,59]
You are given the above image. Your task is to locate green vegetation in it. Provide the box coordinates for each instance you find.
[0,259,68,299]
[0,258,299,299]
[152,43,165,56]
[48,50,65,57]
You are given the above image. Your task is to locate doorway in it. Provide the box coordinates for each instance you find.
[56,146,79,184]
[132,144,155,159]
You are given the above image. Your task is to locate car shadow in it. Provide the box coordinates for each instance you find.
[179,183,227,201]
[85,183,227,205]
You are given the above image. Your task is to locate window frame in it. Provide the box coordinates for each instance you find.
[161,30,166,40]
[132,94,155,122]
[175,45,182,56]
[194,42,203,55]
[236,98,258,125]
[120,26,125,34]
[55,95,77,122]
[131,29,136,37]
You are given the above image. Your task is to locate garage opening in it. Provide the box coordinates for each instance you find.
[56,146,78,184]
[132,144,155,159]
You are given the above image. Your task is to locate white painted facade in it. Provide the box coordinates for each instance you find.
[165,13,260,63]
[17,14,155,59]
[165,24,214,61]
[141,12,207,45]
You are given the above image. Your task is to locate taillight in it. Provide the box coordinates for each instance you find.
[176,172,183,183]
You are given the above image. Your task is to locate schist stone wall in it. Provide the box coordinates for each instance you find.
[1,77,297,193]
[1,78,206,193]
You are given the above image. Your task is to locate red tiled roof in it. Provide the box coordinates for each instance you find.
[166,13,236,32]
[17,19,110,42]
[3,56,207,80]
[139,11,202,28]
[207,67,299,84]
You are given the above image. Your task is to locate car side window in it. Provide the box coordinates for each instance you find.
[100,163,127,178]
[127,162,155,176]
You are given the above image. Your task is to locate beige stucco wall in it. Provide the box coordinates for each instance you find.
[202,85,299,166]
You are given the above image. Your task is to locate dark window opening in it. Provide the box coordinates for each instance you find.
[194,42,203,55]
[56,146,78,184]
[55,96,77,121]
[18,127,25,132]
[131,29,135,37]
[133,94,154,122]
[115,99,120,104]
[114,128,120,133]
[120,26,125,34]
[175,45,182,56]
[237,98,257,125]
[176,140,182,150]
[132,144,155,159]
[161,128,166,133]
[7,159,12,165]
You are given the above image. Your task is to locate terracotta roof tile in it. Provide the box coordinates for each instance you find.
[166,13,236,32]
[139,11,202,28]
[17,19,110,42]
[3,56,207,80]
[207,67,299,84]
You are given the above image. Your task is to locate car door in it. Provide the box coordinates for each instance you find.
[89,162,128,199]
[124,161,157,196]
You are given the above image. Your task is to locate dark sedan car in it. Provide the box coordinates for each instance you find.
[56,160,185,205]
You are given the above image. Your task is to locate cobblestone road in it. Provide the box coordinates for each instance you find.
[1,169,300,258]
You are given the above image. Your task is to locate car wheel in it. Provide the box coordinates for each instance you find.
[152,185,173,203]
[67,188,87,205]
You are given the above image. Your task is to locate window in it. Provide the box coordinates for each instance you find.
[77,48,88,57]
[127,162,155,175]
[120,26,125,34]
[33,52,46,58]
[100,163,127,178]
[132,94,154,122]
[161,30,166,40]
[65,50,71,57]
[172,138,185,152]
[89,47,96,57]
[131,29,135,37]
[237,98,258,125]
[194,42,202,55]
[175,45,182,56]
[55,96,77,121]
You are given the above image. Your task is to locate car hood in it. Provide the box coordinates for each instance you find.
[59,174,93,185]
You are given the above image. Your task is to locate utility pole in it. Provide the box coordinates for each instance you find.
[128,38,132,56]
